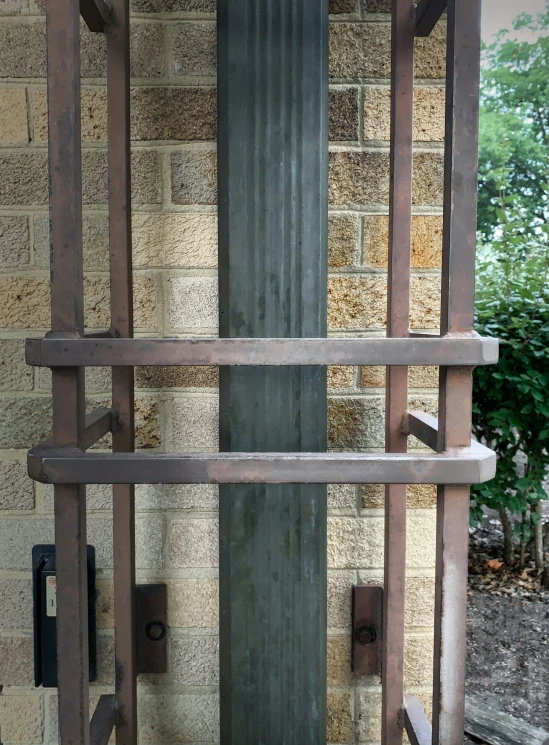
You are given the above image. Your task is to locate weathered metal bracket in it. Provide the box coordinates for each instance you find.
[413,0,447,36]
[402,695,432,745]
[135,584,167,675]
[352,585,383,676]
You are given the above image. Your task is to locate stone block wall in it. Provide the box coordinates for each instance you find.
[0,0,445,742]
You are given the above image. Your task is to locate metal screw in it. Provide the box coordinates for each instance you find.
[354,625,377,645]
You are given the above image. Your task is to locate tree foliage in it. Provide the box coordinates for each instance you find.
[477,6,549,241]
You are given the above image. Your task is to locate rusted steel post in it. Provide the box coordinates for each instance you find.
[217,1,328,741]
[383,1,414,742]
[432,1,482,743]
[106,0,136,742]
[46,0,89,742]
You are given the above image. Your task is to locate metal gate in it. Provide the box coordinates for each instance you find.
[25,0,497,743]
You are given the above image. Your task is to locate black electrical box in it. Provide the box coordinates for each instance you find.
[32,545,96,688]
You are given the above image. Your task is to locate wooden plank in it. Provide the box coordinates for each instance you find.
[464,696,549,745]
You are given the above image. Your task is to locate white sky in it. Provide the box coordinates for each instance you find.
[482,0,548,41]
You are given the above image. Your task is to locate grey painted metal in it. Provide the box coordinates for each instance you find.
[403,695,432,745]
[413,0,447,37]
[217,4,328,740]
[25,335,499,367]
[27,446,496,486]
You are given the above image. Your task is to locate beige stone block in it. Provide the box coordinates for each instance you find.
[0,276,50,328]
[0,22,46,78]
[136,365,219,389]
[409,365,439,388]
[34,212,110,270]
[169,395,219,450]
[84,276,157,331]
[362,0,390,11]
[410,276,441,329]
[0,339,33,391]
[327,365,355,389]
[95,579,114,629]
[327,692,352,742]
[132,213,217,268]
[132,0,215,10]
[364,215,443,269]
[329,87,359,142]
[363,86,445,141]
[0,152,48,205]
[169,275,218,330]
[329,151,390,206]
[328,276,386,330]
[329,23,391,79]
[0,215,29,268]
[0,88,28,144]
[33,88,108,144]
[328,484,356,511]
[358,690,381,742]
[0,458,34,510]
[171,149,217,205]
[172,22,217,77]
[0,580,33,630]
[0,696,43,744]
[136,483,217,511]
[407,484,436,508]
[0,0,28,12]
[0,636,34,685]
[327,571,355,630]
[405,634,434,686]
[168,578,219,628]
[131,87,216,141]
[81,150,161,205]
[360,365,385,388]
[95,633,115,685]
[169,518,218,567]
[327,636,352,684]
[328,516,384,569]
[139,693,219,743]
[415,23,447,79]
[330,0,357,13]
[135,396,161,449]
[328,213,358,268]
[405,577,435,627]
[361,483,384,508]
[0,396,52,449]
[172,636,219,685]
[128,23,166,78]
[413,152,444,206]
[328,395,385,449]
[407,512,436,568]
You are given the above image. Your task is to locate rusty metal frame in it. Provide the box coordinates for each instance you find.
[27,0,489,743]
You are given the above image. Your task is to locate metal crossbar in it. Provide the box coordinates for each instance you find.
[25,0,490,743]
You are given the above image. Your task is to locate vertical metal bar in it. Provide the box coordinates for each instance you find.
[107,1,136,743]
[217,1,328,742]
[383,1,414,743]
[46,0,89,742]
[433,1,481,743]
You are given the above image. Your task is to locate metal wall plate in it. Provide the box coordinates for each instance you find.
[352,585,383,676]
[136,584,167,675]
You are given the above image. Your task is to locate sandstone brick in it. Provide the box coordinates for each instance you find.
[0,276,50,328]
[0,215,29,268]
[329,23,391,79]
[405,577,435,627]
[407,511,436,568]
[415,23,447,79]
[0,87,28,143]
[172,636,219,685]
[328,484,356,511]
[363,86,445,141]
[0,396,52,448]
[136,396,161,449]
[136,364,218,389]
[328,276,387,330]
[132,213,217,268]
[329,151,390,206]
[0,0,28,12]
[328,395,384,449]
[409,365,439,388]
[407,483,436,508]
[0,23,46,78]
[32,88,108,144]
[410,215,443,267]
[169,275,218,329]
[358,690,382,742]
[0,339,33,391]
[38,365,112,394]
[95,579,114,628]
[128,23,166,78]
[327,366,355,389]
[139,693,219,743]
[169,395,218,450]
[405,634,434,685]
[169,518,218,567]
[136,482,218,511]
[360,365,385,387]
[42,482,111,512]
[0,636,34,685]
[328,213,358,268]
[83,276,157,331]
[172,22,216,77]
[361,483,384,508]
[329,88,359,141]
[0,458,34,510]
[0,580,33,629]
[95,633,115,685]
[168,578,219,628]
[327,692,352,742]
[328,516,383,568]
[362,0,390,10]
[0,152,48,205]
[132,0,215,10]
[171,149,217,205]
[131,87,216,141]
[327,571,355,629]
[327,636,352,684]
[0,696,43,744]
[34,212,109,270]
[413,152,444,206]
[410,275,441,329]
[81,150,161,205]
[330,0,357,13]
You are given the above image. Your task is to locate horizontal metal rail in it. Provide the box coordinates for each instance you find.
[402,695,432,745]
[26,336,498,368]
[28,444,496,485]
[90,695,118,745]
[413,0,447,36]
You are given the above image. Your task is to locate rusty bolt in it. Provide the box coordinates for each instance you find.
[354,625,377,645]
